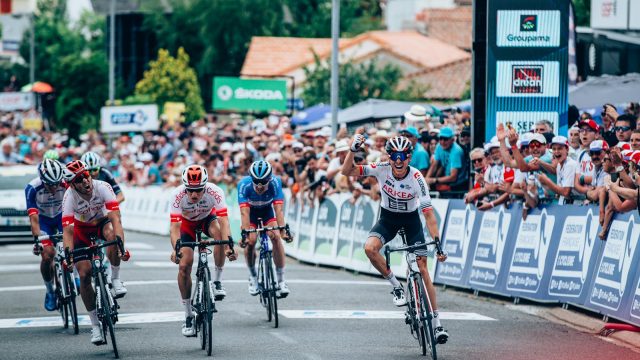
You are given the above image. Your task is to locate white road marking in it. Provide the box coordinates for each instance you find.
[4,245,32,251]
[0,311,185,329]
[0,264,39,272]
[279,310,497,321]
[134,261,244,268]
[269,331,297,344]
[0,279,387,292]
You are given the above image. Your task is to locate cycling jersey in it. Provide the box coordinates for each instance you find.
[577,149,593,175]
[483,164,515,185]
[170,183,228,223]
[95,168,122,195]
[237,176,284,209]
[61,180,119,227]
[25,177,66,218]
[358,162,433,213]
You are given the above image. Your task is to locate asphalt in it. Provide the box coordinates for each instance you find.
[0,232,638,360]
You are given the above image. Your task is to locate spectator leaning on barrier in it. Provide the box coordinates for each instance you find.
[536,136,578,205]
[574,140,608,215]
[425,127,466,193]
[467,141,514,210]
[577,118,600,178]
[464,148,487,204]
[400,126,430,176]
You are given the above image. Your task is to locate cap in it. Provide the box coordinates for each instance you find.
[631,151,640,165]
[334,140,350,154]
[403,105,428,122]
[529,133,547,145]
[220,142,232,152]
[140,152,153,162]
[579,119,600,132]
[439,127,454,139]
[568,124,580,133]
[429,128,440,135]
[292,141,304,150]
[617,141,632,151]
[485,141,500,151]
[461,127,471,136]
[400,127,419,138]
[520,132,533,146]
[589,140,609,152]
[551,135,569,147]
[373,130,390,139]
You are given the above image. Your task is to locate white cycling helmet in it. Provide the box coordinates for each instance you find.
[385,136,413,154]
[38,159,64,185]
[181,164,209,189]
[81,151,102,171]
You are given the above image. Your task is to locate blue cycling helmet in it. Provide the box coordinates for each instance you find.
[249,160,272,184]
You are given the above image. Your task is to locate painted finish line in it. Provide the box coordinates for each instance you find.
[279,310,497,321]
[0,311,496,329]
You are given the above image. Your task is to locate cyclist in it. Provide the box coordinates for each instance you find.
[61,160,128,345]
[25,159,66,311]
[237,160,292,298]
[169,164,236,337]
[43,149,60,161]
[341,134,449,344]
[81,152,125,203]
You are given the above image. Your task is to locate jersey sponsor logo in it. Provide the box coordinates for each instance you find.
[384,180,393,187]
[413,171,421,179]
[382,184,414,200]
[387,197,409,211]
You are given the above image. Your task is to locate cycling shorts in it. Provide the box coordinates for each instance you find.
[39,214,62,247]
[73,218,111,262]
[249,206,276,228]
[369,208,428,257]
[180,213,217,247]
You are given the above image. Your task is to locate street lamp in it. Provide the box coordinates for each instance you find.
[330,0,340,139]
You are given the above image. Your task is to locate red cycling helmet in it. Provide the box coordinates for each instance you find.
[181,164,208,189]
[63,160,88,183]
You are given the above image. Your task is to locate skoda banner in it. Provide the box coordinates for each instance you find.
[213,77,288,112]
[485,0,569,140]
[100,104,159,133]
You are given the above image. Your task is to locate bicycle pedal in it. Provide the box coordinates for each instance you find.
[214,294,225,301]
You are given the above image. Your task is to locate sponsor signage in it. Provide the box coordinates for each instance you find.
[591,0,629,30]
[469,208,513,291]
[100,104,159,133]
[0,92,34,111]
[435,204,478,287]
[297,203,315,253]
[485,0,569,141]
[213,77,288,112]
[497,10,561,47]
[336,201,356,259]
[496,111,559,135]
[314,200,337,256]
[351,199,376,265]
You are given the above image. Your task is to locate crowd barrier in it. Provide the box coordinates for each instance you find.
[120,184,640,327]
[282,193,640,328]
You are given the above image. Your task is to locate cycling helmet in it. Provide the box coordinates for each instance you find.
[81,151,101,171]
[43,149,60,161]
[38,159,64,185]
[181,164,208,189]
[249,160,272,183]
[63,160,88,183]
[385,136,413,154]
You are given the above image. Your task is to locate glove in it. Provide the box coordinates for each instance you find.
[351,134,365,152]
[121,249,131,261]
[32,243,42,256]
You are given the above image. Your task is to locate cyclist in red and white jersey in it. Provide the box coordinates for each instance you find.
[169,164,236,337]
[61,160,129,345]
[341,134,449,344]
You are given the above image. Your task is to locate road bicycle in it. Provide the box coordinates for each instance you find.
[67,235,125,359]
[241,221,291,328]
[175,229,235,357]
[34,233,79,334]
[384,229,446,359]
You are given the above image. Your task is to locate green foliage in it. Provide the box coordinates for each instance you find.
[135,48,204,122]
[573,0,591,27]
[302,53,422,109]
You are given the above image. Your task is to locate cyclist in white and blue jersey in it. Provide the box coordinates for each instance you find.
[237,160,292,298]
[25,159,66,311]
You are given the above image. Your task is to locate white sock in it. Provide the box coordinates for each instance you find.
[384,272,401,288]
[88,309,99,326]
[433,310,442,328]
[111,265,120,280]
[182,298,193,317]
[276,267,285,283]
[213,266,223,282]
[44,280,54,293]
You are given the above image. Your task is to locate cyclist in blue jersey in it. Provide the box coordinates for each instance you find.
[25,159,67,311]
[238,160,293,298]
[81,152,125,203]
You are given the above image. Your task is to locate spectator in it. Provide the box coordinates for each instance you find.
[0,138,28,165]
[399,127,430,175]
[466,142,513,210]
[631,129,640,151]
[326,140,350,181]
[533,119,553,134]
[157,134,175,168]
[568,124,581,160]
[425,127,467,193]
[536,136,577,205]
[614,114,637,143]
[577,118,600,178]
[464,148,487,204]
[574,140,608,216]
[140,152,162,185]
[601,104,618,146]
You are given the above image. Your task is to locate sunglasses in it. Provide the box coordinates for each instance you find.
[293,148,303,153]
[615,126,631,132]
[589,150,603,156]
[389,152,409,162]
[253,178,270,186]
[472,158,484,164]
[186,188,204,193]
[72,171,90,184]
[528,142,543,149]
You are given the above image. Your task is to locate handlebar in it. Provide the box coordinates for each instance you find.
[37,234,64,242]
[65,236,124,263]
[240,224,291,246]
[384,237,446,271]
[174,236,235,262]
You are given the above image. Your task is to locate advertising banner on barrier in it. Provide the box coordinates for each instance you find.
[336,199,356,260]
[435,201,478,287]
[100,104,159,133]
[587,211,640,323]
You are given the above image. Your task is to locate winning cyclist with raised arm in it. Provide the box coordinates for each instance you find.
[81,152,125,203]
[237,160,293,298]
[341,134,449,344]
[61,160,129,345]
[169,164,237,337]
[25,159,66,311]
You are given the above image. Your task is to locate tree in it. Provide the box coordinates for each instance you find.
[302,54,423,109]
[573,0,591,27]
[135,47,204,123]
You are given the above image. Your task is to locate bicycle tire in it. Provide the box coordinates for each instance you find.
[416,275,437,360]
[405,277,419,340]
[258,258,267,309]
[197,276,205,350]
[204,267,213,357]
[266,253,278,328]
[65,270,79,335]
[54,265,67,329]
[263,257,272,322]
[99,273,119,359]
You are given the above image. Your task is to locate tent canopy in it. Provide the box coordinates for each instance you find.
[569,73,640,110]
[291,104,333,126]
[338,98,437,124]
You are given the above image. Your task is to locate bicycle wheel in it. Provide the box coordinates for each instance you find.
[64,270,79,335]
[54,265,67,328]
[416,275,437,360]
[99,273,119,359]
[197,278,206,350]
[261,257,273,322]
[257,256,267,309]
[405,277,419,340]
[266,253,278,328]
